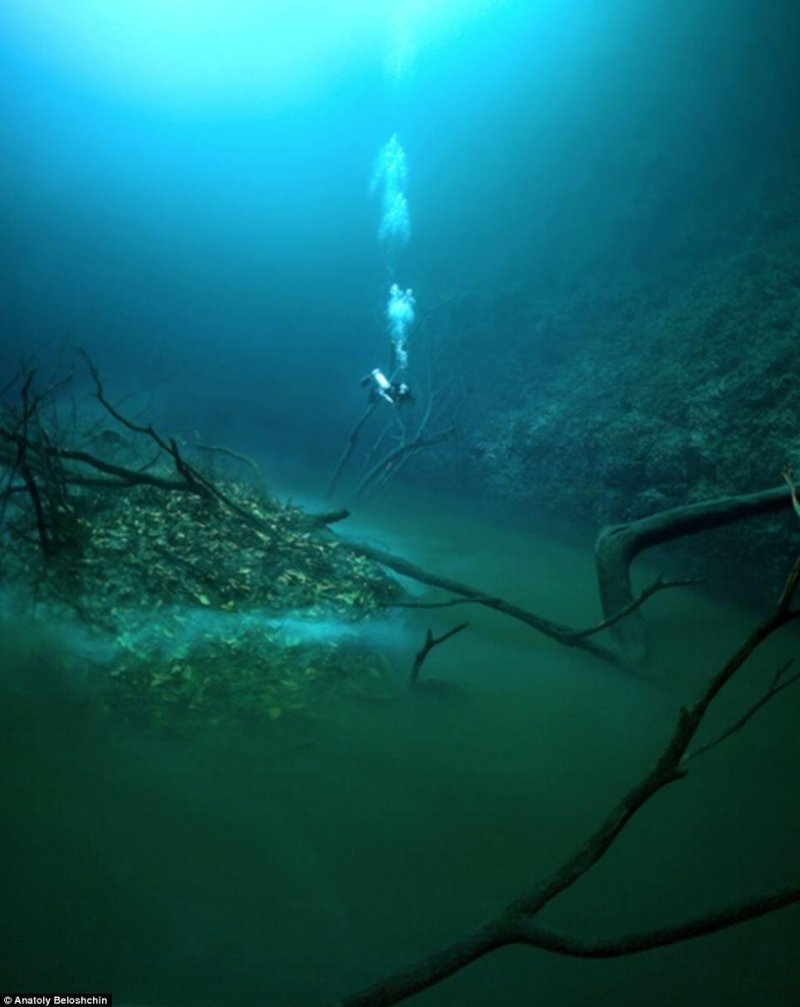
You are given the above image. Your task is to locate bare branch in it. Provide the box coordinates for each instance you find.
[78,353,274,530]
[384,577,700,631]
[684,660,800,763]
[326,401,378,500]
[565,575,704,642]
[595,482,795,659]
[354,427,452,499]
[382,596,498,610]
[516,885,800,956]
[333,557,800,1006]
[11,370,55,555]
[185,441,266,487]
[80,349,173,454]
[783,468,800,521]
[338,534,627,669]
[411,623,469,682]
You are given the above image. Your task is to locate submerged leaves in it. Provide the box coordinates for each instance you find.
[7,479,400,732]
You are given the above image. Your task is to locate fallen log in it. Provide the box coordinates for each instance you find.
[595,484,792,660]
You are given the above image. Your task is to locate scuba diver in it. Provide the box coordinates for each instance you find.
[361,367,414,406]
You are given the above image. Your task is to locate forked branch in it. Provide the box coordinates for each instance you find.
[410,622,469,682]
[333,557,800,1006]
[595,484,794,659]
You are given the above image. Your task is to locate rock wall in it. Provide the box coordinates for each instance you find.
[420,180,800,603]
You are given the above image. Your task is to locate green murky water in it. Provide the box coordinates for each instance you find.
[2,495,799,1005]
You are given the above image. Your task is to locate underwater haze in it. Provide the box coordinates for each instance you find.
[2,1,800,1005]
[2,0,797,471]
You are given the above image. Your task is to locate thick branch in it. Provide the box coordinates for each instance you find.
[336,923,508,1007]
[338,536,626,669]
[1,444,186,493]
[595,483,793,660]
[303,508,351,529]
[517,886,800,956]
[333,558,800,1006]
[383,596,497,610]
[51,447,190,491]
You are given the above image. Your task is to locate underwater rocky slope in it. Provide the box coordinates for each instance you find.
[419,164,800,604]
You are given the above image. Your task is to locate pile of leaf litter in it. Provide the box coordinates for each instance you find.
[8,481,402,732]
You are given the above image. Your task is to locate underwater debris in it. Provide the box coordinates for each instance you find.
[2,480,400,732]
[0,362,401,731]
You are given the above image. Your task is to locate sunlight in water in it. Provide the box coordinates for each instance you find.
[0,0,509,106]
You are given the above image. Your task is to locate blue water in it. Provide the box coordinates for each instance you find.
[2,0,797,470]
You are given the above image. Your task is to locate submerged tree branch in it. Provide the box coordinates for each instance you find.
[684,660,800,763]
[382,596,498,610]
[410,623,469,682]
[565,575,703,642]
[354,427,452,500]
[516,886,800,956]
[595,484,794,660]
[338,535,626,669]
[332,557,800,1006]
[326,401,378,500]
[80,353,274,531]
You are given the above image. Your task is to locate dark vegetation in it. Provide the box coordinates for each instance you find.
[420,180,800,605]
